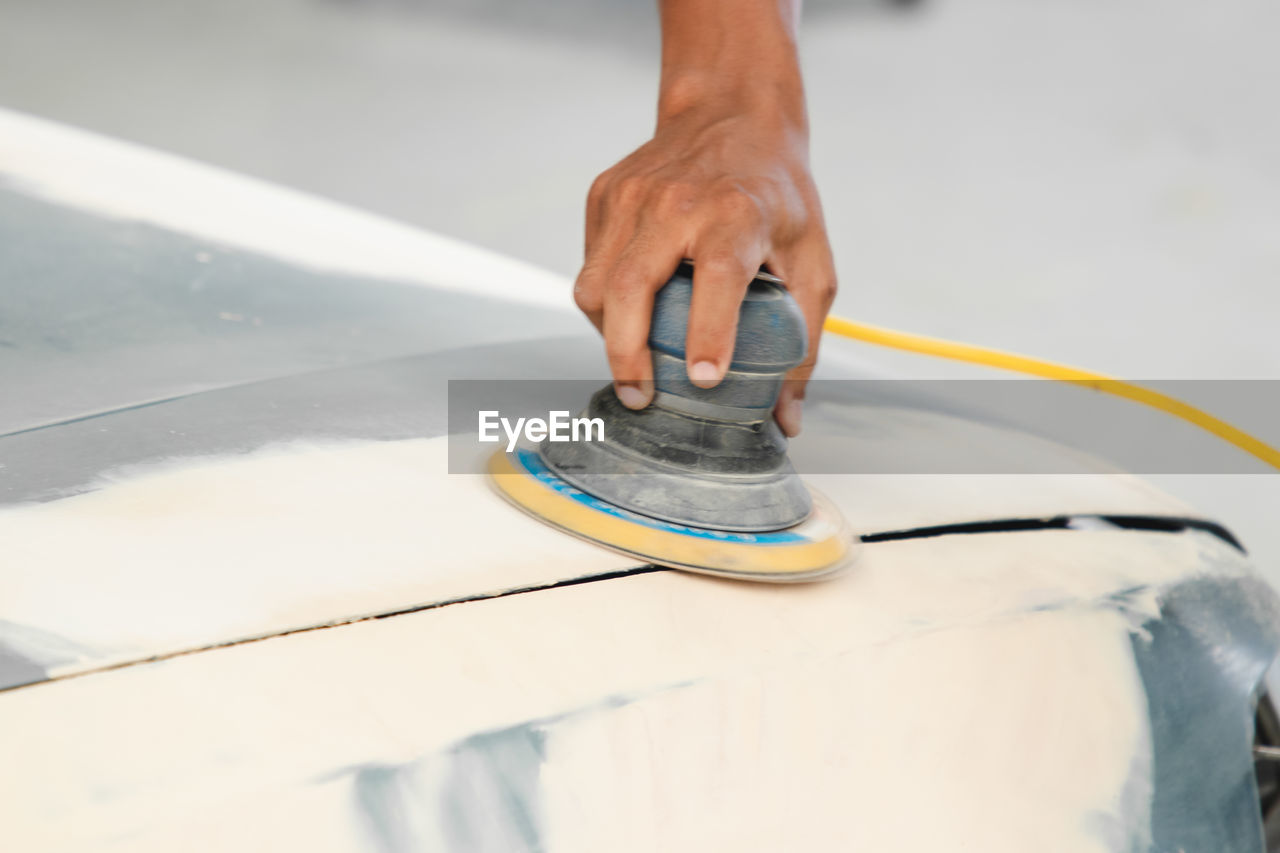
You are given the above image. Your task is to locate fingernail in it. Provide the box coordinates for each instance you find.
[617,385,649,410]
[781,398,804,437]
[688,360,722,388]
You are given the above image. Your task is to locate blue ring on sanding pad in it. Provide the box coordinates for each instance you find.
[516,447,807,544]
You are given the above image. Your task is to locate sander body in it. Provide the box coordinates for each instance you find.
[488,262,853,581]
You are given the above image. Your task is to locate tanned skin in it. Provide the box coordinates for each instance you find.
[573,0,835,436]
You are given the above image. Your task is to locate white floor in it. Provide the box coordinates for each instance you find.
[2,0,1277,583]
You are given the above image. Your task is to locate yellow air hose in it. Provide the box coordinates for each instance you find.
[822,315,1280,472]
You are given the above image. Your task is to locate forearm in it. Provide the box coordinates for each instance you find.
[657,0,807,131]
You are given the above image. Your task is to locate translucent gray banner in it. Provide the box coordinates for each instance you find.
[447,379,1280,475]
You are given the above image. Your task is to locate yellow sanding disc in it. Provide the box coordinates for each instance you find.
[488,447,854,583]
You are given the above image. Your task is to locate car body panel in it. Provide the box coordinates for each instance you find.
[0,109,1199,691]
[1,109,1278,851]
[2,529,1274,853]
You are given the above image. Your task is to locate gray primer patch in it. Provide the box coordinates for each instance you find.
[342,690,668,852]
[439,726,547,853]
[0,645,47,690]
[0,185,581,438]
[1084,736,1154,853]
[0,618,96,690]
[354,724,548,853]
[0,335,604,505]
[1130,574,1280,852]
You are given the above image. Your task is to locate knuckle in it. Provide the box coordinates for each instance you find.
[654,179,696,213]
[604,338,644,364]
[608,268,650,302]
[697,250,750,282]
[573,281,601,314]
[815,275,838,306]
[587,171,612,207]
[613,175,647,206]
[715,189,764,224]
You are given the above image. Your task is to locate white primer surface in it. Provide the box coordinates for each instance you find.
[0,431,1192,681]
[1,529,1241,851]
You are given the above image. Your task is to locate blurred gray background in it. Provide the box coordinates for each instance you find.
[2,0,1277,576]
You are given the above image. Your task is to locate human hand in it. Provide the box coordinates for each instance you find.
[573,59,835,436]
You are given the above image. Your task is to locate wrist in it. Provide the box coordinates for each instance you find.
[656,0,807,131]
[660,64,801,113]
[657,67,808,139]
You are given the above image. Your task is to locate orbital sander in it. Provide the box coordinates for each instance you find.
[488,261,853,582]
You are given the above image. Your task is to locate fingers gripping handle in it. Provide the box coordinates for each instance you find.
[540,261,814,532]
[648,261,807,423]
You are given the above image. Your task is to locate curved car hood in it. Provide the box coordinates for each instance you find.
[2,111,1279,853]
[0,107,1212,688]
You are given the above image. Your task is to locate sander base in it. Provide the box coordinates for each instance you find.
[488,446,854,583]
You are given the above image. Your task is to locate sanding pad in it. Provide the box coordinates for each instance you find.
[488,446,855,583]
